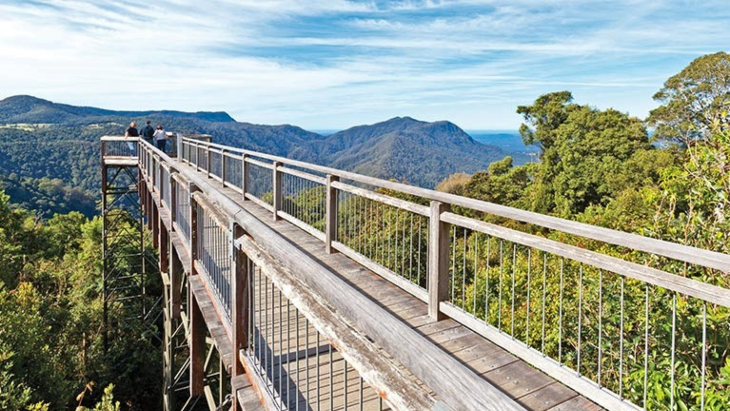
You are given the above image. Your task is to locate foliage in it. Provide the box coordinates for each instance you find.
[434,172,471,195]
[0,174,97,218]
[76,385,120,411]
[517,90,576,151]
[650,108,730,258]
[516,91,658,216]
[0,190,161,410]
[648,52,730,144]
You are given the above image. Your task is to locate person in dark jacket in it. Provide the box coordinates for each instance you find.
[141,120,155,143]
[124,121,139,154]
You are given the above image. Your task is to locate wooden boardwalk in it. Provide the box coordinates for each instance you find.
[175,160,602,411]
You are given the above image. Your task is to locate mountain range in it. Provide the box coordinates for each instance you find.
[0,95,526,216]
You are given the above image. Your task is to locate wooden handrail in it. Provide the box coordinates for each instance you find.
[181,137,730,273]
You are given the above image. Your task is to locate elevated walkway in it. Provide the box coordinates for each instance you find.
[104,135,730,411]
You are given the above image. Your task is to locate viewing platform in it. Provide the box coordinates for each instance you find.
[101,136,730,411]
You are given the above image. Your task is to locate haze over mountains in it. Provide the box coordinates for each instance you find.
[0,95,527,216]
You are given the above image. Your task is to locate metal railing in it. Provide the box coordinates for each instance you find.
[101,136,138,158]
[246,258,391,411]
[195,200,232,321]
[175,136,730,411]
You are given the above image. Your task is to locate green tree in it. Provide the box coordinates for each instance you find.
[517,90,576,152]
[517,92,654,216]
[647,52,730,144]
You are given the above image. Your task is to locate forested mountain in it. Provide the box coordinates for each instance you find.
[0,95,235,124]
[0,96,515,216]
[313,117,511,185]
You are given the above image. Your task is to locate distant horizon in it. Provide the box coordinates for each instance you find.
[1,2,728,130]
[307,128,520,135]
[3,93,526,134]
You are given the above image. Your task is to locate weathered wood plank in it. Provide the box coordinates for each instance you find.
[189,275,234,374]
[331,180,429,217]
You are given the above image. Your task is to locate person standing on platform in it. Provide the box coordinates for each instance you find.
[141,120,155,144]
[124,121,139,154]
[154,124,167,152]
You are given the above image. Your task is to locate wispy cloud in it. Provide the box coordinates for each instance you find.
[0,0,728,129]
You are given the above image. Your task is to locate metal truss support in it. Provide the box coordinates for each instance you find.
[101,162,162,369]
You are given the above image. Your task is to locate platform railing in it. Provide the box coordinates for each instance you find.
[101,136,139,158]
[174,136,730,411]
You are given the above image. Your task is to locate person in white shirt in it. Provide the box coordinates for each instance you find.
[154,124,167,152]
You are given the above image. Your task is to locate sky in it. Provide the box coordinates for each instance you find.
[0,1,728,131]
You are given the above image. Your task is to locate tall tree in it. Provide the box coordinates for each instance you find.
[517,93,652,216]
[647,51,730,144]
[517,91,576,153]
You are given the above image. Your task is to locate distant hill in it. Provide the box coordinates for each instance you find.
[312,117,513,185]
[0,95,523,215]
[0,95,236,124]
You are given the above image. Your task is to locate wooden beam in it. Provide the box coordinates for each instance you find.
[428,201,450,321]
[272,161,282,221]
[152,202,159,249]
[230,223,247,411]
[241,154,249,201]
[189,284,205,397]
[170,242,183,319]
[221,149,227,187]
[231,223,248,376]
[159,218,169,274]
[325,174,339,254]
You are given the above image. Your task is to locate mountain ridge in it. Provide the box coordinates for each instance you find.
[0,95,236,124]
[0,95,524,215]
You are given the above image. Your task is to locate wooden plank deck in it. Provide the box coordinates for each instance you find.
[175,161,602,411]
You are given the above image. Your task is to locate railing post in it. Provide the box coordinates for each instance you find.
[188,185,204,396]
[177,134,183,160]
[169,172,177,224]
[206,147,211,178]
[428,201,451,321]
[221,149,227,186]
[189,284,205,397]
[195,144,201,172]
[242,154,249,200]
[152,201,159,249]
[159,217,169,273]
[230,223,248,378]
[190,184,199,274]
[326,174,339,254]
[169,242,182,319]
[273,161,282,221]
[151,157,157,190]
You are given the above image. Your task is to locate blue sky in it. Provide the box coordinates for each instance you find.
[0,0,728,130]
